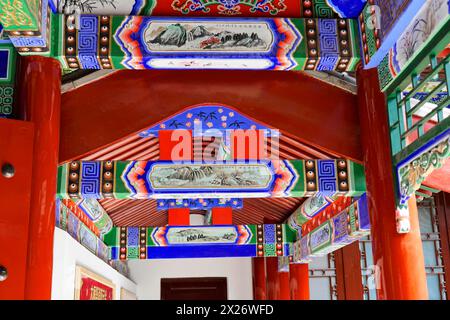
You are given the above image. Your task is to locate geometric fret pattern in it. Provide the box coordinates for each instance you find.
[80,161,101,198]
[317,19,339,71]
[78,15,100,69]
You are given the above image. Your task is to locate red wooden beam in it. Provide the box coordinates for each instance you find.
[60,70,361,163]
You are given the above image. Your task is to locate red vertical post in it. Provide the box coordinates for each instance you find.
[252,258,267,300]
[16,56,61,299]
[211,207,233,225]
[334,242,364,300]
[278,271,291,300]
[289,264,310,300]
[357,68,428,300]
[159,130,193,161]
[168,208,190,226]
[265,257,279,300]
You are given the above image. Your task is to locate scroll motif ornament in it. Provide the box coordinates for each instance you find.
[399,138,450,204]
[0,0,35,28]
[396,136,450,233]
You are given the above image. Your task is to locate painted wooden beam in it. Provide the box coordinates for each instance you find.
[69,197,113,236]
[60,199,101,237]
[288,195,353,232]
[156,198,243,210]
[1,0,53,54]
[6,13,361,72]
[358,0,425,68]
[56,198,130,276]
[104,224,296,260]
[373,1,449,91]
[0,0,41,32]
[57,159,366,200]
[46,15,361,71]
[56,199,110,261]
[55,0,366,18]
[292,194,370,263]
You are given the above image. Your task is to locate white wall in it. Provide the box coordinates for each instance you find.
[128,257,253,300]
[51,228,137,300]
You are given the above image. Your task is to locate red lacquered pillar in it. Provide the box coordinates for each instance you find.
[17,56,61,299]
[252,258,267,300]
[211,207,233,225]
[266,257,279,300]
[168,208,190,226]
[357,68,428,300]
[289,264,310,300]
[278,271,291,300]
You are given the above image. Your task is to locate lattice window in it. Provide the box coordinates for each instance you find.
[419,198,447,300]
[309,253,338,300]
[387,41,449,157]
[359,236,377,300]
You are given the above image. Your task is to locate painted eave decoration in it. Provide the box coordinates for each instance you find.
[57,159,367,200]
[137,104,279,138]
[395,128,450,233]
[1,1,362,71]
[56,0,366,18]
[104,223,297,260]
[358,0,450,91]
[293,193,370,263]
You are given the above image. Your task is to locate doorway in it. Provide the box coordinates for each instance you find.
[161,277,228,300]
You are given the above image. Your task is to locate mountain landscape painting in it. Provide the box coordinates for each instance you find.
[144,21,273,52]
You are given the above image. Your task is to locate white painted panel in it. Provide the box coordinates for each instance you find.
[128,258,253,300]
[51,228,136,300]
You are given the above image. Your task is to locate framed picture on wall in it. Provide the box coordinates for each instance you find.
[74,266,116,300]
[120,288,138,300]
